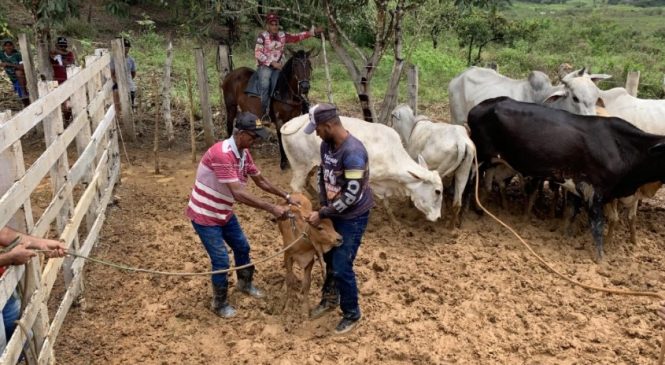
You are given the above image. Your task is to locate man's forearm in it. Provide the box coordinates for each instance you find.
[0,227,19,247]
[233,189,276,213]
[0,253,16,266]
[256,177,287,199]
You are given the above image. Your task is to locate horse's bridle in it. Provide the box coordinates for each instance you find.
[289,57,311,110]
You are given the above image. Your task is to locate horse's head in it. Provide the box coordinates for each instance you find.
[284,48,314,96]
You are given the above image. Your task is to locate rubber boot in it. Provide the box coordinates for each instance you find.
[236,266,265,299]
[211,283,236,318]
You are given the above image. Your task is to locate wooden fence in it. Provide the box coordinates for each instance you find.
[0,46,121,364]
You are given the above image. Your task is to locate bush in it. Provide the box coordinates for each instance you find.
[59,17,97,39]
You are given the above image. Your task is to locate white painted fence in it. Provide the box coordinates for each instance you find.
[0,49,121,365]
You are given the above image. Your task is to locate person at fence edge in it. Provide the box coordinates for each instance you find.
[50,36,77,85]
[304,103,374,335]
[0,39,30,107]
[254,12,323,121]
[110,38,137,109]
[186,111,295,318]
[0,226,66,350]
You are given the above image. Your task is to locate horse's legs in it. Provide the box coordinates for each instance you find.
[224,96,237,139]
[276,120,289,170]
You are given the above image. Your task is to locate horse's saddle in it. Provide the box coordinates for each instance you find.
[244,71,290,102]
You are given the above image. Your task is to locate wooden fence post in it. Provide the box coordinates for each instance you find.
[161,41,175,144]
[625,71,640,97]
[38,80,80,289]
[407,64,419,115]
[321,33,334,103]
[18,34,39,104]
[194,47,215,146]
[187,69,197,163]
[69,66,99,236]
[217,44,231,134]
[111,38,136,142]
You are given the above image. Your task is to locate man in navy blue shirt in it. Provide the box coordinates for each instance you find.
[305,103,373,334]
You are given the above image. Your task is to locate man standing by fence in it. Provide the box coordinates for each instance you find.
[0,39,30,107]
[186,111,294,318]
[0,226,65,351]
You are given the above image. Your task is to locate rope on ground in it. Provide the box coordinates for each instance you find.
[33,231,308,277]
[472,154,664,365]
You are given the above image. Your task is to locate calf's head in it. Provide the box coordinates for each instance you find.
[406,156,443,222]
[288,193,342,251]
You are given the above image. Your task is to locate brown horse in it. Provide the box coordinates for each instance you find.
[222,50,313,170]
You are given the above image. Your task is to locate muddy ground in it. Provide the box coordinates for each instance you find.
[53,138,664,365]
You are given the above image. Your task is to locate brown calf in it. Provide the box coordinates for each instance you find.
[276,193,342,316]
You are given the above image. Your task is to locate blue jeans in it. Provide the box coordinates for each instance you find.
[257,65,278,115]
[192,215,251,288]
[325,211,370,320]
[2,292,20,349]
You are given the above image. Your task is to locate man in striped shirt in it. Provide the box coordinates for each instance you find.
[187,112,293,318]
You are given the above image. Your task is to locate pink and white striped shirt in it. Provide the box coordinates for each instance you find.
[186,138,260,226]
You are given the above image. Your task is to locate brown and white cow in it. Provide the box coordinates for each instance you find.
[276,192,341,316]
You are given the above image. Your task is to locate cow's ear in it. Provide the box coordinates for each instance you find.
[417,154,429,169]
[648,142,665,156]
[596,97,606,108]
[408,170,424,181]
[543,89,567,104]
[589,73,612,84]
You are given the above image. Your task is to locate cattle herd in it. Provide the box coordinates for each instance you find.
[280,65,665,263]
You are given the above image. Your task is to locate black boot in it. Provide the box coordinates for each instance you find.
[211,284,236,318]
[236,266,265,299]
[310,273,339,319]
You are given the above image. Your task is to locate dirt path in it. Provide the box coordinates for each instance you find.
[55,144,664,364]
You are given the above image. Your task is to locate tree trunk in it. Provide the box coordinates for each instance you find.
[36,29,53,81]
[161,40,175,144]
[324,0,401,123]
[377,3,407,125]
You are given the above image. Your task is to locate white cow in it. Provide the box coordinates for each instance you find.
[389,104,475,227]
[448,66,611,125]
[280,114,444,222]
[597,88,665,243]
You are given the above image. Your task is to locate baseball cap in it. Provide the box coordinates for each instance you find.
[56,36,68,47]
[123,38,131,48]
[235,112,270,140]
[266,13,279,24]
[304,103,339,134]
[2,38,14,46]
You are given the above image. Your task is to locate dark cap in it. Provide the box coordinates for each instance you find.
[2,38,13,46]
[304,103,339,134]
[56,36,68,46]
[123,38,131,48]
[235,112,270,140]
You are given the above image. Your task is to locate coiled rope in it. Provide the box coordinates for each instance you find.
[472,154,664,364]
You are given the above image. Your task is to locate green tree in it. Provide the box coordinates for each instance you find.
[455,7,542,65]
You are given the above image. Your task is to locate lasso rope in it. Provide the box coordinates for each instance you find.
[472,154,664,364]
[33,230,308,277]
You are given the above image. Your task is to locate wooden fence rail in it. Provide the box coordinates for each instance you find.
[0,45,121,365]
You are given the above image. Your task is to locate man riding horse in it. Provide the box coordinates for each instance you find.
[222,13,323,170]
[255,13,323,121]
